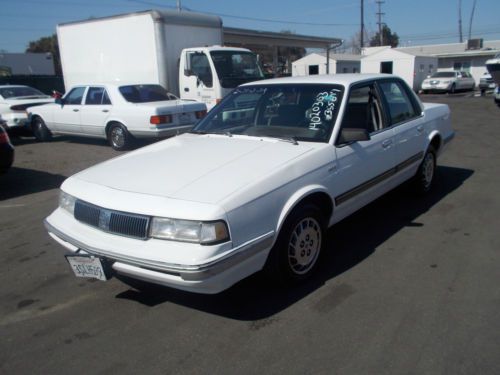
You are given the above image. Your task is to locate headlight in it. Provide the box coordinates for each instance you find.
[150,217,230,245]
[59,191,76,215]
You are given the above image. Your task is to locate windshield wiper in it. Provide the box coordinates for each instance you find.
[277,136,299,145]
[188,130,208,134]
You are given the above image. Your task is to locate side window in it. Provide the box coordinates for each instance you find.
[188,53,213,88]
[85,87,111,105]
[379,81,417,125]
[65,87,86,105]
[340,84,385,134]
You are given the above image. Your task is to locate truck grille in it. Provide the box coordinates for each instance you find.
[74,200,150,239]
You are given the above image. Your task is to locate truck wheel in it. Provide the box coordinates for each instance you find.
[265,204,325,285]
[108,123,133,151]
[412,146,436,194]
[32,116,52,142]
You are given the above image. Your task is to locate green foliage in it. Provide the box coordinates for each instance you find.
[26,34,62,75]
[369,25,400,48]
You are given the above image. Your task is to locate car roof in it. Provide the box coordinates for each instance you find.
[241,73,400,88]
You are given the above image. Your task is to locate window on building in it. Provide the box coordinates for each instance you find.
[428,64,434,73]
[453,61,471,71]
[308,65,319,75]
[419,64,425,72]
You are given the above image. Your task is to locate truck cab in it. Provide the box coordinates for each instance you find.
[179,46,264,109]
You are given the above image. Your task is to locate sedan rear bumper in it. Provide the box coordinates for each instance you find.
[130,124,195,139]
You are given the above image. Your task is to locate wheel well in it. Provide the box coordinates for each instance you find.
[105,121,123,138]
[293,192,333,224]
[430,134,442,153]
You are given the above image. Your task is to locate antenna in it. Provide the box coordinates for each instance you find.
[376,1,385,45]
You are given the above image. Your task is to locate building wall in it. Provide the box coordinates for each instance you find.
[414,56,438,90]
[292,54,360,76]
[361,52,416,89]
[437,56,491,84]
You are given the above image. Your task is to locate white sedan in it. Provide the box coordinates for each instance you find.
[28,83,207,150]
[421,71,475,93]
[0,85,53,130]
[45,74,454,294]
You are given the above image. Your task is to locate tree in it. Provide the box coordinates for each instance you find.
[26,34,62,75]
[369,25,399,47]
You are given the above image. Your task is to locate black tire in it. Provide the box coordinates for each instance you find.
[31,116,52,142]
[107,123,133,151]
[412,146,436,194]
[449,84,456,94]
[264,204,326,286]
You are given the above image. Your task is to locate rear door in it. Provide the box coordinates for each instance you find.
[80,86,112,136]
[378,79,427,177]
[55,86,86,133]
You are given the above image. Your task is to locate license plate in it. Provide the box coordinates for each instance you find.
[178,113,192,125]
[66,255,108,281]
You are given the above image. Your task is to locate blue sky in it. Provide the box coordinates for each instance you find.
[1,0,499,52]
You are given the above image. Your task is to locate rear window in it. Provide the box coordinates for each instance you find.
[0,86,47,99]
[118,85,176,103]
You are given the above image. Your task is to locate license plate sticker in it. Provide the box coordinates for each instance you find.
[65,255,108,281]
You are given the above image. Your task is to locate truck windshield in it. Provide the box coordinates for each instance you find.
[210,51,264,88]
[192,84,344,143]
[119,84,177,103]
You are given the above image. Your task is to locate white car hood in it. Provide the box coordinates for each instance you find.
[72,133,315,204]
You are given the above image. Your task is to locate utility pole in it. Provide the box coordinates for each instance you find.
[468,0,477,41]
[376,1,385,46]
[360,0,364,52]
[458,0,463,42]
[177,0,181,11]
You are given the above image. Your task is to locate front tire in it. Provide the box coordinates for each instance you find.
[265,204,325,285]
[412,146,436,194]
[108,123,133,151]
[31,116,52,142]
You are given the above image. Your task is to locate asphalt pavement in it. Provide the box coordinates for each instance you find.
[1,94,499,374]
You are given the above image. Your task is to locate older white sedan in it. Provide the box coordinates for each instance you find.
[0,85,53,130]
[45,74,454,294]
[28,84,207,150]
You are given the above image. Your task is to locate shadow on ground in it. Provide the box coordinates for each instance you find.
[114,165,474,319]
[0,167,66,200]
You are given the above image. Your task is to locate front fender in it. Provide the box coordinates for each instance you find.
[276,184,332,235]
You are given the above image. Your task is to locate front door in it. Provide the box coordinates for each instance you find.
[56,86,86,134]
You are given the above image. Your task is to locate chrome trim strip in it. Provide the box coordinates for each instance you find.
[335,151,423,206]
[45,219,274,281]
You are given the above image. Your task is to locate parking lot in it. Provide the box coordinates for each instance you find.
[1,94,499,374]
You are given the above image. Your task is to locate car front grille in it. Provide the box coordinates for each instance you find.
[74,200,150,239]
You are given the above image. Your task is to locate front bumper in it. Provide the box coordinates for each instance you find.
[2,112,30,129]
[44,216,274,294]
[421,82,452,92]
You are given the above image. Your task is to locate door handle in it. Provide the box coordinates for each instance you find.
[382,139,393,148]
[184,87,190,92]
[73,109,79,112]
[102,109,109,113]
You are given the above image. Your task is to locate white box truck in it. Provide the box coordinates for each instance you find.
[57,10,264,109]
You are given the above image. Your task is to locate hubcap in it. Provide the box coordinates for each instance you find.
[288,217,321,275]
[422,153,435,188]
[111,127,124,148]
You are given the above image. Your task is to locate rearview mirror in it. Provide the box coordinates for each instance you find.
[337,128,371,145]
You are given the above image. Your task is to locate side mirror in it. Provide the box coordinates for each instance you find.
[55,97,64,105]
[337,128,371,145]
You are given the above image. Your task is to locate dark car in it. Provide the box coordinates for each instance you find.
[0,125,14,173]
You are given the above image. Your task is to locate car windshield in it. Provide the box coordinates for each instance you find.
[192,84,344,143]
[118,84,177,103]
[210,51,265,88]
[430,72,456,78]
[0,86,47,99]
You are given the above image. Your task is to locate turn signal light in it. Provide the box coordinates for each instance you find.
[150,115,172,125]
[195,110,207,119]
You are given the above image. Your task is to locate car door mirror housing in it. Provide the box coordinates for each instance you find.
[337,128,371,145]
[55,97,64,105]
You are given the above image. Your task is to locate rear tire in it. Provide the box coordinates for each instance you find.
[32,116,52,142]
[264,204,325,286]
[412,146,436,194]
[107,123,133,151]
